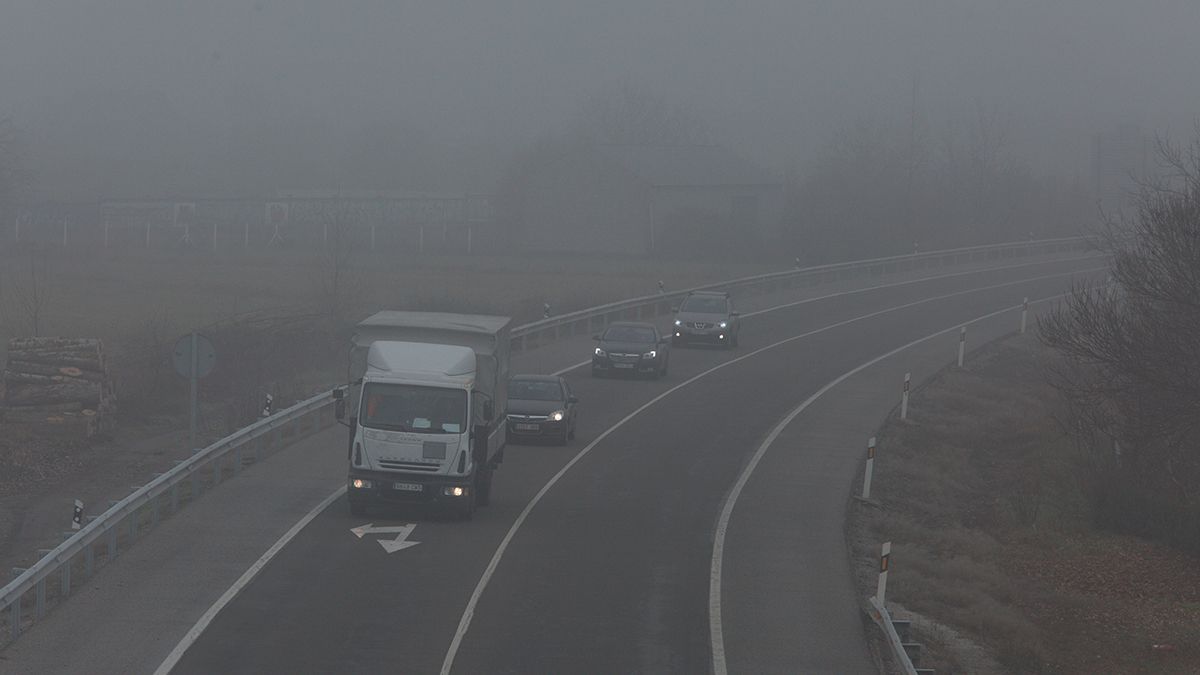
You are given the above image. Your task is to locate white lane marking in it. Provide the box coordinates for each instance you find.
[350,523,414,538]
[707,291,1073,675]
[378,525,421,554]
[547,254,1100,377]
[155,486,347,675]
[441,268,1104,674]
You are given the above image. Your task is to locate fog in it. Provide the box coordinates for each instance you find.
[2,1,1199,198]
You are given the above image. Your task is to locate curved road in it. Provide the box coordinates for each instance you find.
[148,256,1102,675]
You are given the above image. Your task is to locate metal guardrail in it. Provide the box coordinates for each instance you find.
[868,596,921,675]
[1,393,335,641]
[508,236,1090,350]
[0,235,1088,644]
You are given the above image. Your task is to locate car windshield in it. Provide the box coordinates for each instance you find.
[509,379,563,401]
[360,383,466,434]
[681,296,727,314]
[603,326,656,343]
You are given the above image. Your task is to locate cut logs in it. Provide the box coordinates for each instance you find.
[2,337,116,439]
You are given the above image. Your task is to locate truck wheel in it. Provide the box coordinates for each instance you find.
[349,500,366,517]
[457,495,475,521]
[475,467,493,506]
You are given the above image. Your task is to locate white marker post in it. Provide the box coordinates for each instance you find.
[72,500,84,530]
[862,437,877,500]
[876,541,891,605]
[543,303,551,319]
[957,326,967,367]
[1020,297,1029,334]
[900,373,911,421]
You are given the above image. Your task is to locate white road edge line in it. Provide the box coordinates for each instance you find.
[706,290,1074,675]
[440,268,1104,675]
[548,254,1100,377]
[153,486,347,675]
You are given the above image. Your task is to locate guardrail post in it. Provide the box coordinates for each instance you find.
[129,509,138,540]
[108,524,118,560]
[213,457,222,485]
[60,559,71,597]
[85,543,94,578]
[9,594,20,639]
[36,578,45,618]
[171,483,180,512]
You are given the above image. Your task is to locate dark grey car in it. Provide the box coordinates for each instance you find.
[506,374,579,445]
[672,291,740,348]
[591,322,670,378]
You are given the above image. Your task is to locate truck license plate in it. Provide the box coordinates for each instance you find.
[516,423,539,431]
[393,482,423,492]
[614,363,634,369]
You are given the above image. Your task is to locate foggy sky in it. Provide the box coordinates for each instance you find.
[3,1,1199,197]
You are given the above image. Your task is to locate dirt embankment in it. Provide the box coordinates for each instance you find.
[849,335,1200,674]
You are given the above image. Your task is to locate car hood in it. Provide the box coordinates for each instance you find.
[597,340,657,354]
[507,398,564,416]
[676,311,729,324]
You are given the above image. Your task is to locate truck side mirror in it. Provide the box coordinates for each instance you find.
[567,396,579,405]
[671,306,679,313]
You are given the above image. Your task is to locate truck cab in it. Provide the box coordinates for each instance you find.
[337,312,511,520]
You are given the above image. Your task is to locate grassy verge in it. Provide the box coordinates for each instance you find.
[849,334,1200,674]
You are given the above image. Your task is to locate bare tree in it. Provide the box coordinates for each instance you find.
[12,246,53,336]
[1039,129,1200,550]
[313,198,365,327]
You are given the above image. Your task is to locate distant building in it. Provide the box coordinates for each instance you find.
[1092,124,1148,214]
[513,144,784,255]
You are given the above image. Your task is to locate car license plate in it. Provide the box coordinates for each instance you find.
[516,423,539,431]
[614,363,634,368]
[393,482,423,492]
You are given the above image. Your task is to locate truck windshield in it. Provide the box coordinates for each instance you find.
[360,383,467,434]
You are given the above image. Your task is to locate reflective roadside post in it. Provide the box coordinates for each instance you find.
[876,541,891,605]
[957,326,967,368]
[1020,297,1029,334]
[862,437,876,500]
[900,373,911,421]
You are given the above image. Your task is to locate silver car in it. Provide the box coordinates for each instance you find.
[671,291,740,348]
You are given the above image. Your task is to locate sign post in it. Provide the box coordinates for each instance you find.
[173,333,217,451]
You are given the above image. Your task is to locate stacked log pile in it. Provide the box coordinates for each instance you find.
[1,338,117,438]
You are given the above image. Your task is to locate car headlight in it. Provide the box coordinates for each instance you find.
[643,350,657,359]
[674,319,682,327]
[719,321,728,329]
[594,347,606,357]
[549,410,565,422]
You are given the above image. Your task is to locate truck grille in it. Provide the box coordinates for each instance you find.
[378,460,440,472]
[689,322,711,329]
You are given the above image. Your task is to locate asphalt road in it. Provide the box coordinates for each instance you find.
[153,256,1103,675]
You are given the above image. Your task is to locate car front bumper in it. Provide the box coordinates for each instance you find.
[346,469,473,507]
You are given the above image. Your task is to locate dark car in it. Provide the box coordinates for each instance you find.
[672,290,740,348]
[591,321,670,378]
[506,374,579,445]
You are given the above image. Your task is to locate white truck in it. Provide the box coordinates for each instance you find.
[334,311,511,520]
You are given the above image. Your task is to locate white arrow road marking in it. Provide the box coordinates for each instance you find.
[350,522,420,553]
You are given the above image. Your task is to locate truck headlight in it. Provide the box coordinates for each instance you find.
[719,321,728,329]
[643,350,657,359]
[352,478,373,489]
[594,347,606,357]
[674,319,682,327]
[549,410,565,422]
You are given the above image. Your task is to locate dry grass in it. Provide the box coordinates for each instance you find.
[850,334,1200,674]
